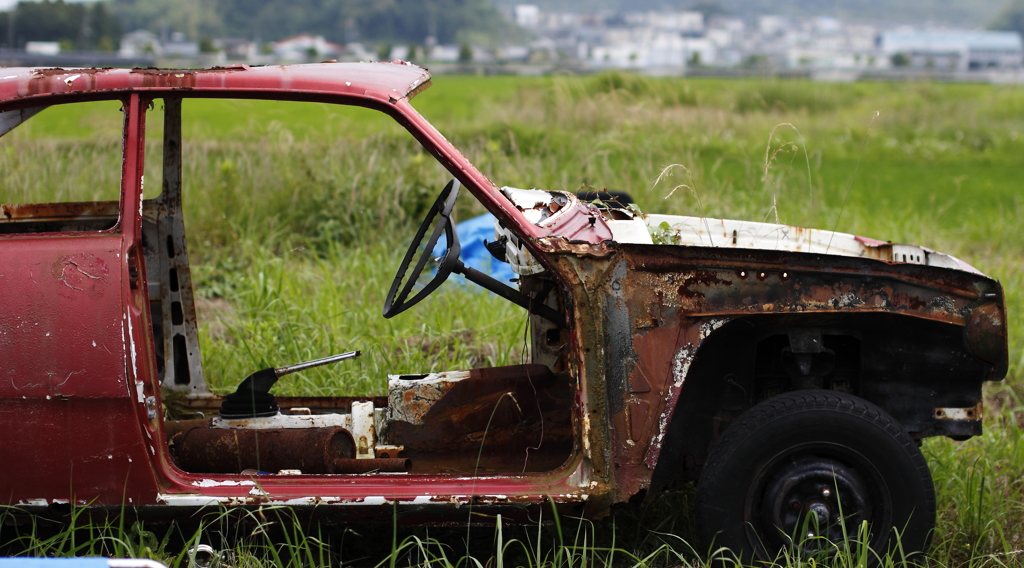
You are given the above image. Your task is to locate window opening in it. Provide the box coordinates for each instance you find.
[0,101,124,234]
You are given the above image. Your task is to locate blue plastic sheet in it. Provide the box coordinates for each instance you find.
[432,213,516,287]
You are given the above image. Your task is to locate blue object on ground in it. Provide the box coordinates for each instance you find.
[433,213,516,287]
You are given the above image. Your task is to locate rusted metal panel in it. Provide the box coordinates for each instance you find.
[385,365,576,475]
[964,301,1010,375]
[0,202,119,234]
[143,96,210,396]
[387,371,470,425]
[543,237,1007,505]
[0,201,119,222]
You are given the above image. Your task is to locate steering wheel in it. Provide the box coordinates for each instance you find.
[383,179,462,318]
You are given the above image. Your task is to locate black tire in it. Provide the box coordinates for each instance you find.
[695,391,935,565]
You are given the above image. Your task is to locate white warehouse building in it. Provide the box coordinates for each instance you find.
[879,30,1023,71]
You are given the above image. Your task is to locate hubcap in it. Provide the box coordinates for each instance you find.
[758,456,873,551]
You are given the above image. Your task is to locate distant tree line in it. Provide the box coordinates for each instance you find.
[990,0,1024,36]
[0,0,123,51]
[109,0,519,46]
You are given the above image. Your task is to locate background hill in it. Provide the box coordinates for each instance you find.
[493,0,1009,28]
[109,0,520,45]
[3,0,1017,52]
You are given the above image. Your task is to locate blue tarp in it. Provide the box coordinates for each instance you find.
[433,213,516,286]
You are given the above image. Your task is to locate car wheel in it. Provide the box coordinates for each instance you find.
[695,390,935,564]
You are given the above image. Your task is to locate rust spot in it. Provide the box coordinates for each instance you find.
[677,270,732,299]
[0,201,119,233]
[387,365,574,474]
[965,302,1008,371]
[30,68,108,78]
[129,69,199,89]
[127,65,248,90]
[934,402,984,421]
[536,237,614,258]
[23,68,109,97]
[891,292,928,310]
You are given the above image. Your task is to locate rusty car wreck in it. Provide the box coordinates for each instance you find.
[0,62,1009,562]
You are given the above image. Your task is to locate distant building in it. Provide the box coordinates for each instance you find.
[706,17,745,66]
[591,36,713,69]
[215,38,258,61]
[880,30,1023,71]
[623,11,703,35]
[271,34,344,62]
[514,4,540,28]
[587,10,709,70]
[25,42,60,56]
[389,45,412,60]
[427,45,459,62]
[163,33,199,58]
[344,43,376,61]
[758,15,789,37]
[784,21,885,70]
[497,45,529,62]
[119,30,161,58]
[786,47,878,69]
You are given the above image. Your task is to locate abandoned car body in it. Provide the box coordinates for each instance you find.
[0,63,1008,561]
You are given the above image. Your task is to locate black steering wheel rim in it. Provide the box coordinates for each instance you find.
[383,179,462,318]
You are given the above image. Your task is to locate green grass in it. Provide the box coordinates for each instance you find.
[1,73,1022,566]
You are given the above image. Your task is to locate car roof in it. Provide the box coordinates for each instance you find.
[0,61,432,107]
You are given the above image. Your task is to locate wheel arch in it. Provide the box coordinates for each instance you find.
[649,311,991,493]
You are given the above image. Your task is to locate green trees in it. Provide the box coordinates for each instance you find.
[0,0,122,50]
[990,0,1024,35]
[110,0,515,46]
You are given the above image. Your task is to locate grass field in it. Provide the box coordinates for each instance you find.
[1,73,1022,566]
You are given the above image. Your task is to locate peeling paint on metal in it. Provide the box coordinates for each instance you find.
[935,402,983,420]
[191,479,256,488]
[18,499,48,506]
[642,343,697,462]
[699,318,728,339]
